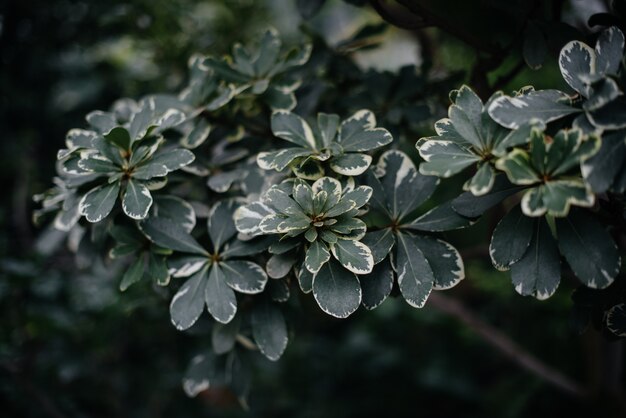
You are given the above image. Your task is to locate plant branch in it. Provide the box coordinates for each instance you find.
[428,292,587,398]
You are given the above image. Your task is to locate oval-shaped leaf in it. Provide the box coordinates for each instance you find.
[205,265,237,324]
[140,217,208,256]
[312,259,362,318]
[251,299,288,361]
[170,266,209,331]
[79,182,121,223]
[555,209,620,289]
[510,219,560,300]
[489,206,535,271]
[396,232,435,308]
[220,260,267,294]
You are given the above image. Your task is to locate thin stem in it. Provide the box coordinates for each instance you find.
[428,292,587,398]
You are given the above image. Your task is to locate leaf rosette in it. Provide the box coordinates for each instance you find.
[259,109,393,180]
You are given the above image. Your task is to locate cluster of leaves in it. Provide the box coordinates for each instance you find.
[416,26,626,337]
[35,20,476,399]
[34,0,626,400]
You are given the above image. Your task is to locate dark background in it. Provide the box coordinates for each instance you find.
[1,1,624,417]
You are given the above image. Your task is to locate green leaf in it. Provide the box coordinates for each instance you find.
[153,195,196,233]
[555,209,620,289]
[271,111,317,149]
[581,130,626,193]
[510,219,560,300]
[120,257,145,291]
[148,252,170,286]
[396,232,435,308]
[221,236,273,258]
[418,139,480,177]
[132,162,169,180]
[79,182,120,223]
[77,152,118,173]
[305,240,331,274]
[520,179,594,217]
[292,158,324,180]
[360,260,394,310]
[168,255,209,278]
[559,41,595,97]
[595,27,625,75]
[263,86,297,111]
[212,316,240,355]
[251,299,288,361]
[586,97,626,129]
[523,22,547,70]
[292,181,314,214]
[266,253,297,278]
[297,264,313,293]
[129,98,157,141]
[337,110,393,152]
[181,118,211,149]
[342,186,373,209]
[407,201,474,231]
[254,29,282,75]
[361,228,395,264]
[149,148,195,172]
[489,206,535,271]
[208,169,246,193]
[466,163,495,196]
[205,264,237,324]
[258,148,312,171]
[452,175,523,217]
[329,153,372,176]
[312,177,342,212]
[86,110,117,135]
[488,90,580,129]
[122,179,153,220]
[234,202,273,236]
[263,185,305,216]
[170,266,209,331]
[607,304,626,338]
[330,238,373,275]
[220,260,267,294]
[312,259,362,318]
[317,113,339,146]
[208,200,239,251]
[378,150,438,221]
[495,149,540,185]
[182,353,216,397]
[140,217,208,256]
[412,235,464,290]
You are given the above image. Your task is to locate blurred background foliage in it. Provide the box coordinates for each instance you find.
[1,0,624,417]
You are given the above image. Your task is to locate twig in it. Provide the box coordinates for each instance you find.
[428,292,587,398]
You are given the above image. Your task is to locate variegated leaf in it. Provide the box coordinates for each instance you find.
[510,219,560,300]
[489,205,535,271]
[123,179,153,220]
[329,153,372,176]
[337,110,393,152]
[488,90,580,129]
[396,232,435,308]
[312,259,361,318]
[79,182,120,223]
[271,111,317,149]
[251,299,288,361]
[205,264,237,324]
[305,240,331,274]
[170,266,209,331]
[330,238,373,275]
[220,260,267,294]
[556,209,620,289]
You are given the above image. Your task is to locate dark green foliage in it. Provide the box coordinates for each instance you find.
[12,0,626,415]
